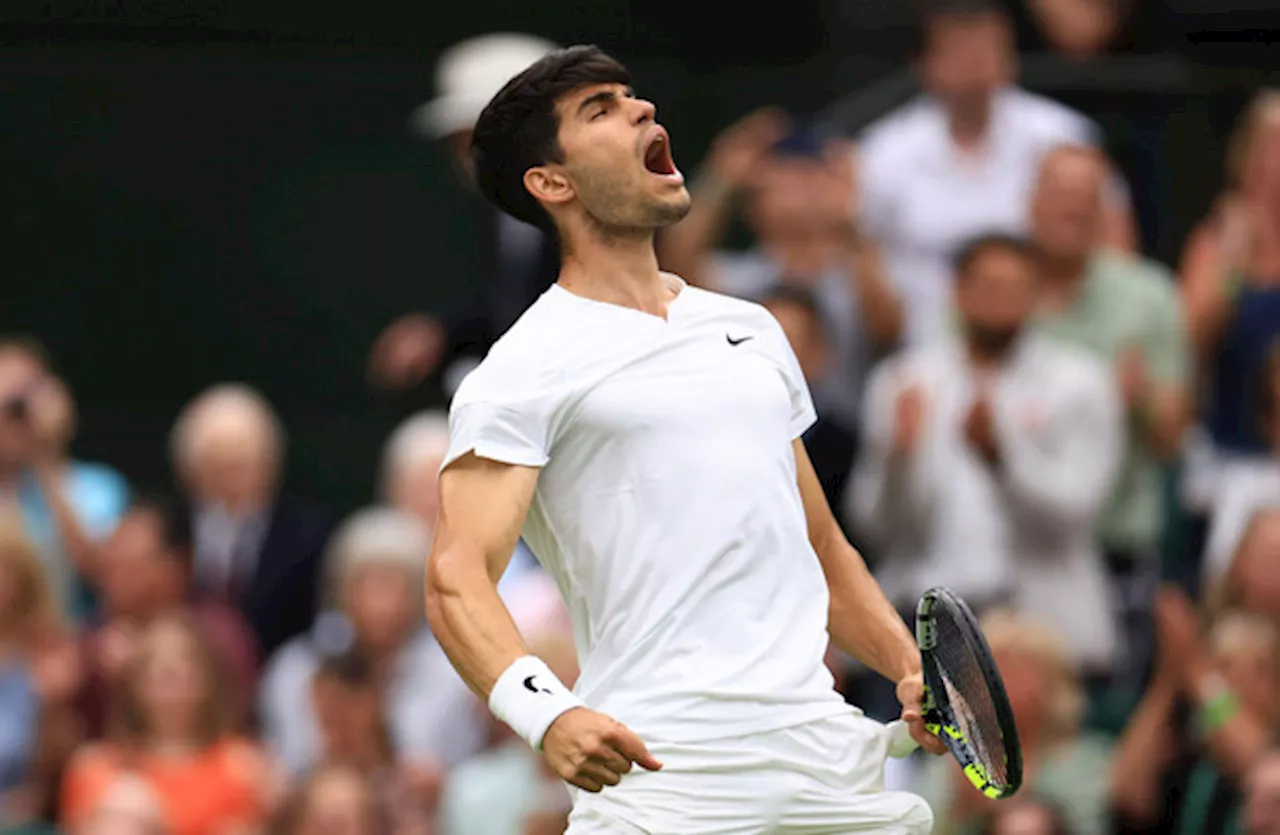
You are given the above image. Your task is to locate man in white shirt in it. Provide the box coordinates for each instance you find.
[858,0,1136,343]
[849,234,1123,672]
[426,45,943,834]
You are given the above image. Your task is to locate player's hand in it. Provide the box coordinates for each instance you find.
[368,313,446,390]
[896,673,948,756]
[541,707,663,792]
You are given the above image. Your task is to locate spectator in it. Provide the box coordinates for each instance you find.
[1180,90,1280,458]
[271,763,378,835]
[61,613,276,835]
[658,111,903,422]
[69,774,165,835]
[1202,339,1280,586]
[858,0,1135,343]
[372,33,560,399]
[379,412,564,633]
[0,336,129,621]
[1244,749,1280,835]
[307,650,437,834]
[1111,599,1280,833]
[79,496,259,737]
[437,632,576,835]
[1030,144,1190,677]
[170,384,331,657]
[0,523,82,831]
[759,286,860,518]
[849,234,1122,671]
[258,506,483,779]
[918,610,1114,835]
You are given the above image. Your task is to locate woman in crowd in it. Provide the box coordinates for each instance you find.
[1111,597,1280,833]
[60,613,276,835]
[916,610,1113,835]
[258,506,483,779]
[1181,91,1280,460]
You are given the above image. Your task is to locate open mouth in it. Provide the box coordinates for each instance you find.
[643,130,680,178]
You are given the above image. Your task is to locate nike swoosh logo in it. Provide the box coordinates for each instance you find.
[726,334,753,346]
[523,675,551,695]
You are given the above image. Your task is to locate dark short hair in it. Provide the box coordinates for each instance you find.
[759,284,830,343]
[127,494,194,572]
[912,0,1010,56]
[471,44,631,237]
[953,233,1036,280]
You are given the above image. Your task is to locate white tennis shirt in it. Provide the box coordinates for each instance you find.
[443,273,849,745]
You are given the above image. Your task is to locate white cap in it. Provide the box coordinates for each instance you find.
[411,32,560,139]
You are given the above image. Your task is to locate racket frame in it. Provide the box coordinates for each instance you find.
[915,587,1024,800]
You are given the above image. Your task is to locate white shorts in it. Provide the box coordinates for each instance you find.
[565,710,933,834]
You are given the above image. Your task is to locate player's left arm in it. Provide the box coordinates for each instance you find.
[793,438,946,754]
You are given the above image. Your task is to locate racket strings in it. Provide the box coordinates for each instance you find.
[934,610,1010,788]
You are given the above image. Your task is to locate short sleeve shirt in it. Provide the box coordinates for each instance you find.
[444,274,848,745]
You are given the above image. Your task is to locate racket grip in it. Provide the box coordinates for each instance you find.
[885,719,920,758]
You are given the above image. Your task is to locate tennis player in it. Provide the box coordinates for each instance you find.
[426,45,944,834]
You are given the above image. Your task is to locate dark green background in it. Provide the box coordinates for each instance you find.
[0,1,1271,514]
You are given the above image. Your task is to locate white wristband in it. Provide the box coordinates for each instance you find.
[488,656,585,751]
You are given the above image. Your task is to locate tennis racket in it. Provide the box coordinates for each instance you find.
[889,587,1023,800]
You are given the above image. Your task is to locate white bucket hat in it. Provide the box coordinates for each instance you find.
[411,32,560,139]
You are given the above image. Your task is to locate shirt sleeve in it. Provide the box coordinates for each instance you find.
[442,370,564,472]
[756,310,818,439]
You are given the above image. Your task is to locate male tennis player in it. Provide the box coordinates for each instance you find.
[425,45,944,834]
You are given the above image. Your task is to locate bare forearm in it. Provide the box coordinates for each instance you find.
[425,552,531,700]
[822,536,918,683]
[1204,712,1273,779]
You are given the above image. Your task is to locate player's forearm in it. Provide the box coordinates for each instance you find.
[821,535,919,683]
[425,547,531,700]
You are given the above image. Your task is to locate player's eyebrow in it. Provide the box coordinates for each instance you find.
[576,86,634,116]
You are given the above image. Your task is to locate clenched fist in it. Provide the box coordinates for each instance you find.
[541,707,663,793]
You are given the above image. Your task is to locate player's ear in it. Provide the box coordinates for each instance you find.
[524,165,575,208]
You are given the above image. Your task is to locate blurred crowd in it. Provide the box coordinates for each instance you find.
[5,0,1280,833]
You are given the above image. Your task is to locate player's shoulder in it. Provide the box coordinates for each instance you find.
[1000,87,1098,145]
[452,293,573,404]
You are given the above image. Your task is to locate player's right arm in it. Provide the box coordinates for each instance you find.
[426,452,661,792]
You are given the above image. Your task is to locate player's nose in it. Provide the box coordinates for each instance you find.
[630,97,656,126]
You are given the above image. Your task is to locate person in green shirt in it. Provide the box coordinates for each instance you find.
[1027,144,1192,700]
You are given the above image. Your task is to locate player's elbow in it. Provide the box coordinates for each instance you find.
[424,546,476,635]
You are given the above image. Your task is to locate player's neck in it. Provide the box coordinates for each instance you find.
[558,233,673,317]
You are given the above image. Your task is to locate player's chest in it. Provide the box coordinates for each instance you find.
[566,333,792,440]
